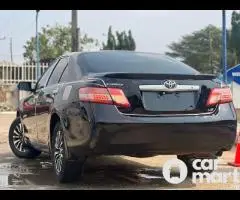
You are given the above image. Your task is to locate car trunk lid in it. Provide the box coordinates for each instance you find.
[91,72,220,116]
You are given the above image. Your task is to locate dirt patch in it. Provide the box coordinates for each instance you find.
[0,113,15,148]
[0,143,10,155]
[0,103,15,112]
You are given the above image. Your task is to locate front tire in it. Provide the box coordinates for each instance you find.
[8,117,41,159]
[51,121,85,183]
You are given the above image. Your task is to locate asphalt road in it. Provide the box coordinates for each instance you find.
[0,113,238,190]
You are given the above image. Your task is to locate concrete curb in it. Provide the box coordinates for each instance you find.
[0,111,16,114]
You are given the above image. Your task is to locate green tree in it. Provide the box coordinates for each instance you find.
[165,25,235,74]
[23,23,99,64]
[102,26,136,51]
[102,26,116,50]
[128,30,136,50]
[230,11,240,65]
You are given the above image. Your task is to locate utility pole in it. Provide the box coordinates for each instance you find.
[10,37,13,62]
[222,10,227,83]
[36,10,40,80]
[77,27,80,51]
[209,30,213,74]
[71,10,78,52]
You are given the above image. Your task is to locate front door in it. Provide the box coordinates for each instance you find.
[21,93,38,143]
[35,84,58,146]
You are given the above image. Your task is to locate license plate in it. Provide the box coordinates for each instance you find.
[142,91,197,112]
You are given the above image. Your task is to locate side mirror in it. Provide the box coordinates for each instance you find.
[17,81,35,92]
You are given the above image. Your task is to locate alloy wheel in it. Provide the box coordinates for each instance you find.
[12,122,26,152]
[54,131,64,173]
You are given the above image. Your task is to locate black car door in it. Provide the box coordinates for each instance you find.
[21,93,38,144]
[35,56,69,148]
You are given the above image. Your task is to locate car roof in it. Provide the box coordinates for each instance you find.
[62,50,166,59]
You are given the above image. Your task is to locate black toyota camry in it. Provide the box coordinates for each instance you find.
[9,51,237,182]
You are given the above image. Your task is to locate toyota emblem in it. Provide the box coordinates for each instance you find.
[163,80,177,89]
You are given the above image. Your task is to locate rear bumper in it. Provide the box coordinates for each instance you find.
[92,121,236,155]
[68,103,237,157]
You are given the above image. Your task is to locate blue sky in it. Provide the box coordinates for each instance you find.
[0,10,234,63]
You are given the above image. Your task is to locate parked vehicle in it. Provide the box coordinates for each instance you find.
[9,51,237,182]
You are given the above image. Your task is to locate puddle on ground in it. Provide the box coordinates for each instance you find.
[40,162,53,169]
[0,156,196,189]
[138,173,163,179]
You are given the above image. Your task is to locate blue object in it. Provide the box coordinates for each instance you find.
[227,64,240,85]
[222,10,227,83]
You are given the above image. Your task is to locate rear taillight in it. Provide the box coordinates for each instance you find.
[79,87,130,108]
[206,88,232,107]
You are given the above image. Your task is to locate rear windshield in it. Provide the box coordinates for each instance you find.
[78,51,199,75]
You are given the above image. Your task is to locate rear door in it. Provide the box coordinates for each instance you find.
[23,61,58,144]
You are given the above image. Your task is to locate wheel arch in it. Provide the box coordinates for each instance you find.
[16,108,20,118]
[49,112,61,150]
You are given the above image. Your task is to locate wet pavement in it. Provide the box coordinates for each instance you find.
[0,151,238,190]
[0,152,197,190]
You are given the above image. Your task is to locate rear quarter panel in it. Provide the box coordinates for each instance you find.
[52,81,94,151]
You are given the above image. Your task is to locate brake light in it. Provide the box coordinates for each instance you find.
[206,88,232,107]
[79,87,130,108]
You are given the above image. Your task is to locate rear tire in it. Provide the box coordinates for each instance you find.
[8,117,41,159]
[51,121,86,183]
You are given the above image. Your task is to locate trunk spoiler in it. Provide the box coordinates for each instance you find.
[88,72,216,80]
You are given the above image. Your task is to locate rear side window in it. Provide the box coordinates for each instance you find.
[59,61,79,83]
[79,51,199,75]
[47,57,68,86]
[36,59,59,90]
[59,65,69,83]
